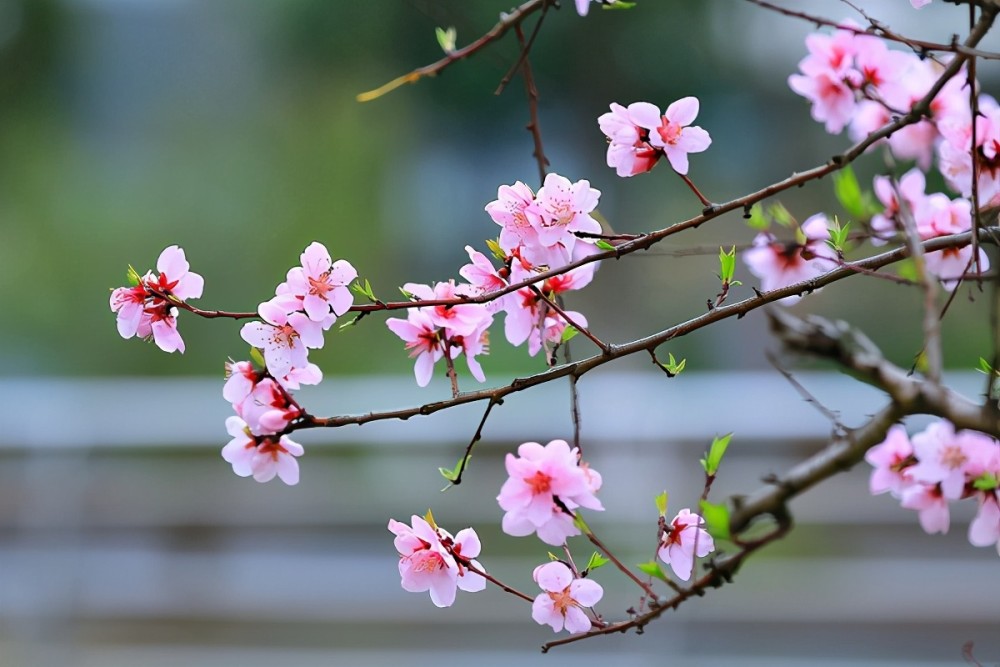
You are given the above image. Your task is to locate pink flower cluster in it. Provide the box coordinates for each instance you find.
[870,168,989,287]
[241,242,356,379]
[386,173,601,385]
[497,439,603,545]
[598,97,712,177]
[388,515,486,608]
[386,280,493,387]
[219,241,355,485]
[531,561,603,634]
[791,23,1000,207]
[109,245,204,353]
[658,508,715,581]
[866,421,1000,554]
[742,213,838,305]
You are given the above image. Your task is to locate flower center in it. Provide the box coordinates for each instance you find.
[526,470,552,495]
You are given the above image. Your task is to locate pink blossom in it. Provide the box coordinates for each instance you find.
[900,483,950,534]
[865,424,915,497]
[531,562,602,634]
[238,378,302,435]
[404,280,491,338]
[486,181,540,255]
[969,492,1000,555]
[526,173,602,261]
[598,103,661,178]
[908,421,984,500]
[870,169,926,244]
[386,309,444,387]
[789,68,856,135]
[459,245,510,311]
[658,508,715,581]
[388,515,486,608]
[278,242,357,323]
[240,298,324,378]
[497,440,603,546]
[911,0,931,8]
[109,245,204,354]
[221,416,304,485]
[742,213,837,305]
[628,98,711,175]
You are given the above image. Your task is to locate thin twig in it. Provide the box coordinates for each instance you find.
[513,22,550,185]
[532,286,610,353]
[451,398,500,485]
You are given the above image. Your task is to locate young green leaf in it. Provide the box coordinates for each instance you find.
[977,357,996,375]
[698,500,731,541]
[595,239,616,251]
[560,325,579,343]
[654,491,669,517]
[768,202,795,227]
[973,471,998,491]
[126,264,142,287]
[602,0,636,8]
[746,203,769,230]
[249,346,266,369]
[424,508,438,530]
[485,238,506,261]
[637,560,669,583]
[585,551,610,573]
[825,216,852,254]
[660,352,686,376]
[700,433,733,476]
[572,513,591,533]
[718,246,737,283]
[438,454,469,483]
[435,26,457,53]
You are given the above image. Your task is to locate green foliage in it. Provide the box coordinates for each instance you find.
[438,454,468,483]
[595,239,616,251]
[435,26,457,54]
[351,278,377,302]
[654,490,669,517]
[603,0,637,9]
[637,560,669,582]
[973,471,998,491]
[560,325,579,343]
[584,551,610,573]
[250,346,266,369]
[485,238,506,260]
[718,246,741,286]
[746,203,769,230]
[126,264,142,287]
[826,216,852,254]
[833,166,878,220]
[700,432,732,476]
[699,500,731,540]
[659,352,686,376]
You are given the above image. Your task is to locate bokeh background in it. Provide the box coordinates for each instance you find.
[1,1,998,665]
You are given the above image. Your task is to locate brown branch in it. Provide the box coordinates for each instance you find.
[356,0,547,102]
[450,397,500,485]
[512,21,550,185]
[295,228,999,434]
[746,0,1000,60]
[531,286,609,354]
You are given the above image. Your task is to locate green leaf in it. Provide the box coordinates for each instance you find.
[637,560,669,583]
[973,471,999,491]
[746,203,769,230]
[699,500,731,541]
[833,166,864,219]
[572,513,590,534]
[977,357,996,375]
[585,551,610,572]
[438,454,469,482]
[399,287,415,300]
[249,346,266,369]
[654,491,669,517]
[560,325,579,343]
[338,313,363,329]
[700,433,732,476]
[435,26,457,53]
[718,246,737,283]
[825,216,852,254]
[126,264,142,287]
[660,352,686,376]
[485,238,506,261]
[595,239,616,251]
[547,551,561,562]
[896,258,918,283]
[768,202,795,227]
[602,0,636,8]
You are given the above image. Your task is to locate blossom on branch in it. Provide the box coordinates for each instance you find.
[109,245,204,353]
[497,439,603,545]
[658,508,715,581]
[221,416,304,485]
[742,213,837,305]
[531,561,602,633]
[388,515,486,608]
[277,241,357,323]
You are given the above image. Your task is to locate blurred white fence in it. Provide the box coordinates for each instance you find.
[0,372,997,667]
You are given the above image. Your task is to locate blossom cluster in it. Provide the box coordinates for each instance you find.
[109,245,204,353]
[866,421,1000,554]
[658,507,715,581]
[221,242,356,485]
[386,172,600,383]
[388,514,487,608]
[497,439,604,546]
[790,22,1000,208]
[598,97,712,177]
[742,213,838,305]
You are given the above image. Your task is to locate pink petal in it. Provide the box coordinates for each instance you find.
[665,96,700,126]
